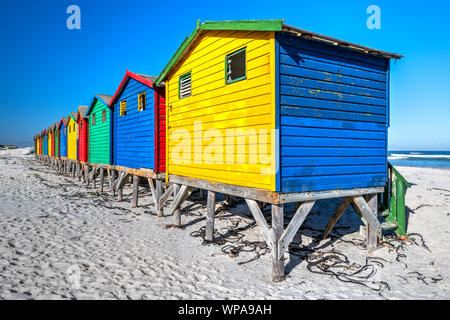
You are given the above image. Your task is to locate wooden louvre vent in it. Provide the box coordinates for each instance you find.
[179,72,191,99]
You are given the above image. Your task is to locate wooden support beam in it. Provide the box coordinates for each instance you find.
[173,184,182,226]
[116,172,125,201]
[85,165,91,186]
[76,164,80,181]
[155,180,163,217]
[366,193,378,217]
[321,197,353,240]
[352,196,381,250]
[147,178,157,205]
[158,184,174,209]
[115,172,129,192]
[245,199,275,251]
[92,167,98,188]
[99,168,104,192]
[206,191,216,241]
[131,175,139,208]
[277,201,315,260]
[71,162,75,178]
[272,204,285,282]
[110,170,116,196]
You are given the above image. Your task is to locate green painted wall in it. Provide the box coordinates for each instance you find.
[55,129,59,157]
[88,99,111,164]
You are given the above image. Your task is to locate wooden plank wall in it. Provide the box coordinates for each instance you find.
[48,131,52,157]
[88,99,111,165]
[55,129,59,157]
[43,134,48,156]
[112,78,155,170]
[60,125,68,158]
[78,118,89,162]
[156,87,166,173]
[67,117,78,160]
[277,32,389,193]
[166,30,276,191]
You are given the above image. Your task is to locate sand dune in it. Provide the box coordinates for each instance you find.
[0,150,448,299]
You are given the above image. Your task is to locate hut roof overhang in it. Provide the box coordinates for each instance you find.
[87,94,113,117]
[109,71,162,107]
[77,106,89,120]
[69,112,78,123]
[155,19,403,86]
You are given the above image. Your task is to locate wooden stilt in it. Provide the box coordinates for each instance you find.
[271,204,285,282]
[131,175,139,208]
[205,191,216,241]
[117,172,124,201]
[158,184,175,215]
[321,197,353,240]
[99,168,104,192]
[85,165,90,186]
[110,170,116,196]
[155,180,164,217]
[76,164,80,181]
[352,196,381,251]
[92,168,97,188]
[173,184,181,226]
[147,178,157,205]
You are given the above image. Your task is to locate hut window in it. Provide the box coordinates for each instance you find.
[92,114,96,126]
[138,92,146,111]
[81,120,83,129]
[120,100,127,116]
[102,110,106,123]
[73,123,76,132]
[179,72,191,99]
[226,47,246,84]
[69,126,71,133]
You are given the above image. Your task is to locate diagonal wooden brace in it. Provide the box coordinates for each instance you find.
[352,195,381,250]
[277,201,315,260]
[167,185,192,216]
[158,184,174,209]
[147,178,157,205]
[321,197,353,240]
[245,199,275,252]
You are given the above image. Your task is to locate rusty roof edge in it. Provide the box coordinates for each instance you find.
[281,24,403,59]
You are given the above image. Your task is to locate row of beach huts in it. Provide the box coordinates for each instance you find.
[33,19,404,281]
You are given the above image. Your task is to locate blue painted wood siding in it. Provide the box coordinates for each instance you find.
[43,135,48,156]
[112,78,155,169]
[60,125,68,157]
[277,32,389,193]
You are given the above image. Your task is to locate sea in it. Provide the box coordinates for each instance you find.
[388,151,450,169]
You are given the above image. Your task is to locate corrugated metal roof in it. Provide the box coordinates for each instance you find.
[97,94,113,106]
[70,112,78,122]
[78,106,89,119]
[281,24,402,60]
[155,19,402,85]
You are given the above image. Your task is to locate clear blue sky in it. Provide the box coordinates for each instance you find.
[0,0,449,150]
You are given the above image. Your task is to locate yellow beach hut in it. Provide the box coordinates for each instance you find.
[67,112,78,160]
[155,19,402,280]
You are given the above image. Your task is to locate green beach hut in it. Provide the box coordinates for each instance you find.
[86,94,113,165]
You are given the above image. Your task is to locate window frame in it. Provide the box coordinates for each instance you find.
[92,113,96,126]
[179,72,192,99]
[102,110,106,123]
[120,100,127,116]
[225,47,247,85]
[138,92,146,112]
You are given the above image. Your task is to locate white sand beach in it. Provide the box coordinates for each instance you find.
[0,149,449,299]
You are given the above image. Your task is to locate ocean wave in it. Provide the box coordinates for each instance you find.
[389,154,450,160]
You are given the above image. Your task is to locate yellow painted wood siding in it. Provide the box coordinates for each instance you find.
[166,30,276,191]
[67,117,78,160]
[48,132,52,157]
